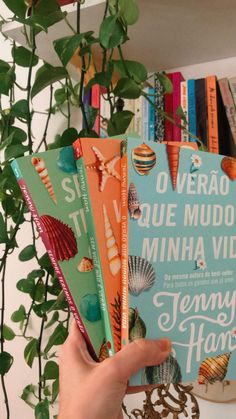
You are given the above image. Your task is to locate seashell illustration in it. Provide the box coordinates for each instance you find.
[80,293,101,322]
[166,143,180,190]
[77,257,94,272]
[111,293,121,352]
[103,204,121,276]
[128,307,137,331]
[31,157,57,204]
[145,354,182,384]
[129,308,146,342]
[128,255,156,296]
[221,156,236,180]
[40,214,77,261]
[198,352,231,384]
[98,340,109,362]
[132,143,156,175]
[128,182,142,220]
[57,146,77,174]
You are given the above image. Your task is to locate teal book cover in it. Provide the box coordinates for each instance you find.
[11,146,106,360]
[124,139,236,385]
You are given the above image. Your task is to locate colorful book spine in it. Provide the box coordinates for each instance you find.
[172,72,185,141]
[206,75,219,154]
[148,87,155,141]
[187,79,197,141]
[228,77,236,107]
[11,149,106,361]
[73,138,122,356]
[82,88,91,130]
[164,73,173,141]
[142,89,149,141]
[218,78,236,149]
[91,84,100,136]
[100,89,109,138]
[180,80,189,142]
[154,74,165,142]
[195,78,208,148]
[134,96,143,137]
[216,82,235,157]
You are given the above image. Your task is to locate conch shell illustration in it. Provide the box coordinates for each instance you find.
[221,156,236,180]
[128,255,156,296]
[40,214,77,261]
[128,182,142,220]
[145,354,182,384]
[132,143,156,175]
[198,352,231,384]
[166,143,180,190]
[103,204,121,276]
[31,157,57,204]
[129,307,146,342]
[77,257,94,272]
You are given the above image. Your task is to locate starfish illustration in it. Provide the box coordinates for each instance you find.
[85,146,121,192]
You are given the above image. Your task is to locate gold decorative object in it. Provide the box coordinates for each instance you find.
[123,384,200,418]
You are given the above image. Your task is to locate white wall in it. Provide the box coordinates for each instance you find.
[1,2,236,418]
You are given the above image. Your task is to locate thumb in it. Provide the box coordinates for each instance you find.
[109,338,171,382]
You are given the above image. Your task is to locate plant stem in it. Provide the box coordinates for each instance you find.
[35,85,53,153]
[77,2,89,133]
[26,7,36,154]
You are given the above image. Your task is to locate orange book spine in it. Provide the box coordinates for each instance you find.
[206,76,219,154]
[120,140,129,347]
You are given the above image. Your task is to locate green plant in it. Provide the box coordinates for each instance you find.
[0,1,187,418]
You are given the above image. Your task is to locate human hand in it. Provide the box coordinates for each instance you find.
[58,320,171,419]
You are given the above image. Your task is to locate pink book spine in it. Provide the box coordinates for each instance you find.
[17,176,97,360]
[172,72,184,141]
[91,84,100,136]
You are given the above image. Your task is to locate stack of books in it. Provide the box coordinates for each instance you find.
[12,135,236,386]
[90,74,236,158]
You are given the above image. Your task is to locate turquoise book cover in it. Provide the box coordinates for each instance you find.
[11,146,106,360]
[124,138,236,385]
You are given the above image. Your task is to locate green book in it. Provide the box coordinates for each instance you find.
[11,146,106,360]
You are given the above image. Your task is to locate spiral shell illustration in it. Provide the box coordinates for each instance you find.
[31,157,57,204]
[166,143,180,190]
[77,257,94,272]
[221,156,236,180]
[129,307,146,342]
[98,340,109,362]
[80,293,101,322]
[128,182,142,220]
[128,255,156,296]
[145,354,182,384]
[132,143,156,175]
[40,214,77,261]
[198,352,231,384]
[103,204,121,276]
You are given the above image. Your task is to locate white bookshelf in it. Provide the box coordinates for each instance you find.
[3,0,236,73]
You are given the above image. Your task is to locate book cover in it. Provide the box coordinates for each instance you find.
[180,80,189,142]
[218,78,236,150]
[187,79,197,142]
[73,137,123,354]
[195,78,208,148]
[206,75,219,154]
[154,74,165,142]
[11,147,106,361]
[172,72,185,141]
[123,138,236,385]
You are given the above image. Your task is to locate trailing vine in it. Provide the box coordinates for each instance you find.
[0,1,190,418]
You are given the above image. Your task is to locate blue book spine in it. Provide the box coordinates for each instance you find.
[82,88,92,129]
[148,87,155,141]
[188,79,197,141]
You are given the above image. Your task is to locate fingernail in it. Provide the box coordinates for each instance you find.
[157,338,172,352]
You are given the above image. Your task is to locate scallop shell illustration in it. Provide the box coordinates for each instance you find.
[166,143,180,190]
[103,204,121,276]
[77,257,94,272]
[31,157,57,204]
[129,308,146,342]
[198,352,231,384]
[128,182,142,220]
[132,143,156,175]
[40,215,77,261]
[98,340,109,362]
[221,157,236,180]
[128,255,156,296]
[145,354,182,385]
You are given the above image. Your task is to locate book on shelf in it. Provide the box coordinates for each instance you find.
[195,78,208,148]
[154,74,165,142]
[172,72,185,141]
[11,146,106,361]
[206,75,219,154]
[121,137,236,386]
[187,79,197,142]
[218,78,236,150]
[164,73,173,141]
[73,137,123,354]
[216,82,236,158]
[228,76,236,108]
[180,80,189,142]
